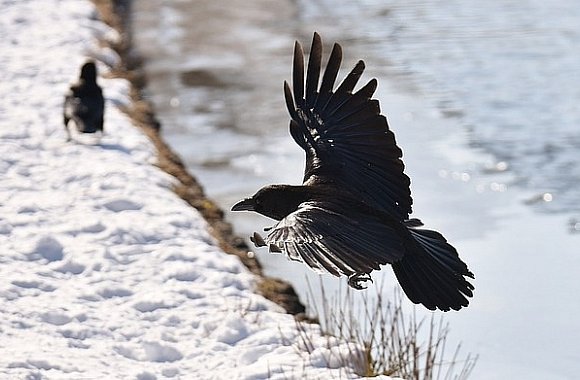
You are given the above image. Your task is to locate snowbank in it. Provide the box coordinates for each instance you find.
[0,1,392,379]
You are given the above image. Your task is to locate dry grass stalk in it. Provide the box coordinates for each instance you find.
[294,278,478,379]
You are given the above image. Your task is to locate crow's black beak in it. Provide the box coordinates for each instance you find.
[231,198,255,212]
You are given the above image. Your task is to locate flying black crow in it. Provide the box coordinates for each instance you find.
[63,60,105,140]
[232,33,474,311]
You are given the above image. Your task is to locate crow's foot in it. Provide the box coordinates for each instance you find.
[348,273,373,290]
[250,232,266,247]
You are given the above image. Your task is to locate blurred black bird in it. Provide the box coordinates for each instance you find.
[231,33,474,311]
[63,60,105,141]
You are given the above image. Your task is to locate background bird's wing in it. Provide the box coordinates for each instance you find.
[284,33,412,219]
[65,83,104,133]
[263,201,405,277]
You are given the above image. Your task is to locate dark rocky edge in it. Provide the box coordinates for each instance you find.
[91,0,306,316]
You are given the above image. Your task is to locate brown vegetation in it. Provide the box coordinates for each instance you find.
[296,280,478,379]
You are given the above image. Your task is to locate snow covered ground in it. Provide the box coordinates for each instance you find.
[0,1,390,379]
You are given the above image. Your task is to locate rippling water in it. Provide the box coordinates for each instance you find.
[133,1,580,378]
[361,0,580,213]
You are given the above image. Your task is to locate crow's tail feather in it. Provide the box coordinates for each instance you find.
[393,227,474,311]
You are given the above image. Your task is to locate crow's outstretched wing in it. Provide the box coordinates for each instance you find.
[284,33,412,220]
[260,201,405,277]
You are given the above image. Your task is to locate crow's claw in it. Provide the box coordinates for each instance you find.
[348,273,373,290]
[250,232,266,247]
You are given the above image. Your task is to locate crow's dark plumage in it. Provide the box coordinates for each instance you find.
[63,61,105,140]
[232,33,474,311]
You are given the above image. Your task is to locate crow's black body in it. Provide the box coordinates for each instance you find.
[232,33,474,311]
[63,61,104,140]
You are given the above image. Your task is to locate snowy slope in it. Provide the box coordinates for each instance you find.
[0,1,390,379]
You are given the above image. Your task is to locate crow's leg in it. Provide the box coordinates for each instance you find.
[64,118,72,141]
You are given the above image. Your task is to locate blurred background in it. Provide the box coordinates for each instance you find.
[133,1,580,378]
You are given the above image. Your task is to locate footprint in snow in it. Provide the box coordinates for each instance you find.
[169,269,200,282]
[74,221,106,234]
[55,260,85,275]
[40,311,72,326]
[12,279,56,292]
[102,199,143,212]
[142,342,183,363]
[114,342,183,363]
[133,300,175,313]
[60,326,101,341]
[212,316,249,345]
[136,372,157,380]
[0,220,13,234]
[28,236,64,262]
[7,359,62,371]
[178,289,203,300]
[17,205,39,214]
[98,286,133,299]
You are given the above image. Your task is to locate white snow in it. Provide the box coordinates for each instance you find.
[0,1,397,379]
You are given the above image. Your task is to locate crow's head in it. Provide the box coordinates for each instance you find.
[231,185,308,221]
[80,61,97,83]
